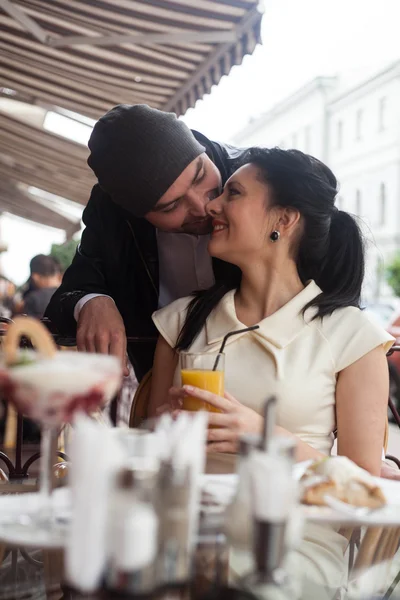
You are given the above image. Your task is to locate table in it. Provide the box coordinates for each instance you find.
[1,519,400,600]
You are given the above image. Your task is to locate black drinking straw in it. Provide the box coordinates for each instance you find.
[260,395,277,453]
[212,325,259,371]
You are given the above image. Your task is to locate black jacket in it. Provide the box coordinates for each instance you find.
[45,132,244,380]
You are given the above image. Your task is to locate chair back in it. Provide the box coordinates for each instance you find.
[347,525,400,594]
[383,419,389,453]
[129,369,152,428]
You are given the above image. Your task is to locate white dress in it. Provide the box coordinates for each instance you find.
[153,280,394,456]
[153,281,394,596]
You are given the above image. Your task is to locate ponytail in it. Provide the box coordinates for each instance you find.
[301,209,365,318]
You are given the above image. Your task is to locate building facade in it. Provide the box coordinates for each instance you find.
[233,62,400,303]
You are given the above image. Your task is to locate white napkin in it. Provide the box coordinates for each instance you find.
[65,413,126,592]
[112,427,161,460]
[249,450,297,522]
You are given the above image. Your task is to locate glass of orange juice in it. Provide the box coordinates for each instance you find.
[180,352,224,413]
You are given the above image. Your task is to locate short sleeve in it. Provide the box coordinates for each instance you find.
[320,307,395,373]
[152,296,193,348]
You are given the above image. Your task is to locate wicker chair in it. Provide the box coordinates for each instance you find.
[129,369,152,428]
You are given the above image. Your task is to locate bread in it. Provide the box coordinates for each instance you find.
[301,456,386,508]
[4,316,56,365]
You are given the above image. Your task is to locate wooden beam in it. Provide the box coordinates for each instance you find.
[163,5,262,112]
[48,29,237,48]
[0,0,48,44]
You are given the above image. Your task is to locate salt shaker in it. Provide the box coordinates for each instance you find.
[240,451,298,600]
[225,432,261,569]
[106,466,158,597]
[156,460,192,596]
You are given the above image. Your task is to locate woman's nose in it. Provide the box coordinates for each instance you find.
[206,192,224,216]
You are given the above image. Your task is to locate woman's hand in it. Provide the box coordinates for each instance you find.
[169,385,263,453]
[380,461,400,481]
[153,387,184,416]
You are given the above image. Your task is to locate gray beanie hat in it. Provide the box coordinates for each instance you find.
[87,104,205,217]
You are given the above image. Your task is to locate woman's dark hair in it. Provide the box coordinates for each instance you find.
[176,147,365,351]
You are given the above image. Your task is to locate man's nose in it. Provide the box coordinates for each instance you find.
[206,192,224,217]
[186,191,208,217]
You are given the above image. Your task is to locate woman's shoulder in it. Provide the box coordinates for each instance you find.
[317,305,385,334]
[153,295,194,321]
[152,291,234,349]
[314,305,394,372]
[152,295,194,348]
[154,289,234,322]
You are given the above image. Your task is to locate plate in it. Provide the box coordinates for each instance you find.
[200,467,400,526]
[0,487,71,548]
[301,477,400,526]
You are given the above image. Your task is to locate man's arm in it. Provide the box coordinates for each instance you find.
[45,185,128,372]
[45,184,110,332]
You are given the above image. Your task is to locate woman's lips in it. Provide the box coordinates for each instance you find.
[212,219,228,234]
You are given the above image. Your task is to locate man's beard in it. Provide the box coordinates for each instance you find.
[180,217,213,235]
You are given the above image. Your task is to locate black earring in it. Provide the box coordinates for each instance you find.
[270,230,280,242]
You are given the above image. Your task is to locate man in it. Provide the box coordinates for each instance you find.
[46,104,241,380]
[24,255,61,319]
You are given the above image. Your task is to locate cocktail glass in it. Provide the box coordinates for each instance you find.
[0,347,122,544]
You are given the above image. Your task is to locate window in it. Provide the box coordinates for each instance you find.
[337,120,343,149]
[292,132,298,148]
[356,109,363,140]
[304,126,311,152]
[355,189,362,215]
[379,183,386,226]
[379,97,387,131]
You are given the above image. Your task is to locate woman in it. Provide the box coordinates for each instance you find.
[149,147,393,476]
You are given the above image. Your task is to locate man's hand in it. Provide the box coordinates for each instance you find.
[76,296,128,375]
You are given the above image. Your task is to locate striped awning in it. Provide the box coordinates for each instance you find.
[0,177,81,234]
[0,110,94,204]
[0,0,263,118]
[0,0,262,233]
[0,105,95,235]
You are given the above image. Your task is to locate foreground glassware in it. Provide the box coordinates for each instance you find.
[0,318,122,545]
[240,451,299,600]
[106,466,158,595]
[180,352,224,413]
[226,433,261,577]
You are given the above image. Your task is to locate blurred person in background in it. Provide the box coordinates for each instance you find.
[23,254,62,319]
[0,259,58,445]
[0,275,16,319]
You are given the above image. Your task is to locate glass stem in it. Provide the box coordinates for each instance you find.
[39,424,57,523]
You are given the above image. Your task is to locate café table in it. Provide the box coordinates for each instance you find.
[1,477,400,600]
